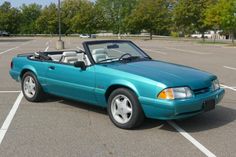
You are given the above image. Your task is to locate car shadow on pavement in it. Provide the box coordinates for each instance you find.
[48,97,108,115]
[43,97,236,131]
[162,106,236,133]
[44,96,167,130]
[136,119,166,130]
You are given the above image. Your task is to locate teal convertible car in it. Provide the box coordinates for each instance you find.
[10,40,225,129]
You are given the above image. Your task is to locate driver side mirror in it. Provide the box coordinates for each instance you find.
[74,61,86,70]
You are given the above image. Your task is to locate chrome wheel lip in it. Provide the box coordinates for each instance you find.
[111,94,133,124]
[23,76,36,98]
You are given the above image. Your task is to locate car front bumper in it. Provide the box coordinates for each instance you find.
[139,88,225,120]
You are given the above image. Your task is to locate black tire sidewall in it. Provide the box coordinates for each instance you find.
[107,88,144,129]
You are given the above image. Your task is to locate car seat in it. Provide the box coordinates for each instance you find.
[61,51,80,64]
[92,48,109,62]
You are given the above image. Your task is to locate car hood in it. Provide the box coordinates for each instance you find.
[105,60,216,90]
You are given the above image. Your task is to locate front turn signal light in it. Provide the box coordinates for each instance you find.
[158,88,174,100]
[157,87,193,100]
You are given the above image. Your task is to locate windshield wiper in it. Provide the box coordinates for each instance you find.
[124,56,140,59]
[97,57,118,63]
[98,56,150,64]
[120,56,151,63]
[120,56,142,61]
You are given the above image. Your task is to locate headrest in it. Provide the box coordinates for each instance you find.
[92,48,106,55]
[62,51,77,57]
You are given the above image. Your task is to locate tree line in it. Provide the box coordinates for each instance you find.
[0,0,235,42]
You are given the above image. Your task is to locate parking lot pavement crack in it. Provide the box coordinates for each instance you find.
[87,110,92,127]
[86,110,115,156]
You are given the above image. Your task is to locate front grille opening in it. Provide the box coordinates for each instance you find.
[193,87,210,95]
[176,109,202,116]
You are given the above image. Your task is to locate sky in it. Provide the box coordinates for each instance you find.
[0,0,57,8]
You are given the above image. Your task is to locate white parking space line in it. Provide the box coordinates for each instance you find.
[0,45,49,144]
[168,121,216,157]
[163,47,212,55]
[0,91,21,93]
[223,66,236,71]
[45,46,49,52]
[220,84,236,92]
[0,40,32,55]
[0,47,19,55]
[0,92,23,144]
[45,40,51,47]
[142,48,167,55]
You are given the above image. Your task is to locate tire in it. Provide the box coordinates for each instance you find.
[107,88,144,129]
[21,71,46,102]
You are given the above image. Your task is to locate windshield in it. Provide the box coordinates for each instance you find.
[87,41,149,63]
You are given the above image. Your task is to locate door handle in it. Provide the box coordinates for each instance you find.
[48,66,55,70]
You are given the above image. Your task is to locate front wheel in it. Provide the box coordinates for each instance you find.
[107,88,144,129]
[21,71,46,102]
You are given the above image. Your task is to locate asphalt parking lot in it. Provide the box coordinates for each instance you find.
[0,37,236,157]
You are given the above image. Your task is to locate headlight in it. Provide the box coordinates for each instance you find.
[212,79,220,91]
[157,87,193,100]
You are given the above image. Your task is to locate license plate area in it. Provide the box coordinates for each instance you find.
[203,99,215,112]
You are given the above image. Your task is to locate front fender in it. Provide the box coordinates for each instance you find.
[94,79,140,107]
[109,79,140,96]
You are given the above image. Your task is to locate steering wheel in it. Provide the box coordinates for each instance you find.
[119,53,132,61]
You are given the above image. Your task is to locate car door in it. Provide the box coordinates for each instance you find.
[44,62,97,104]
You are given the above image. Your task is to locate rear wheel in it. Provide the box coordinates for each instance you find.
[107,88,144,129]
[21,72,46,102]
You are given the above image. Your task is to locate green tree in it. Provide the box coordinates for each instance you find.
[35,3,58,34]
[71,1,101,34]
[173,0,214,39]
[61,0,107,34]
[126,0,171,39]
[95,0,138,34]
[20,3,42,34]
[219,0,236,44]
[0,2,21,34]
[61,0,83,34]
[204,0,236,44]
[204,1,221,43]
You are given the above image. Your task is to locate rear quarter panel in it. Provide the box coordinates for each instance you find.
[10,56,48,86]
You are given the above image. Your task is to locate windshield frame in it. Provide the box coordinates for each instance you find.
[82,40,152,65]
